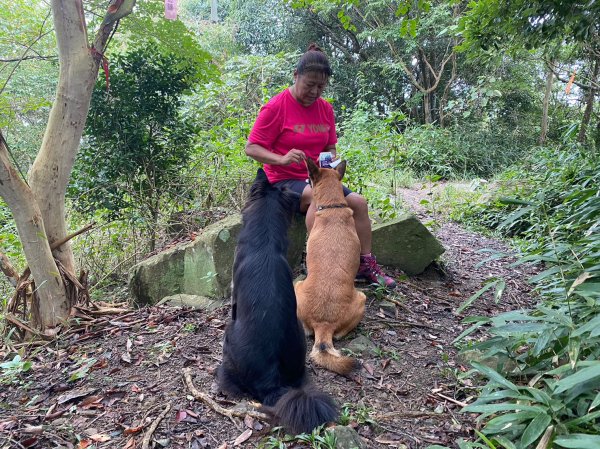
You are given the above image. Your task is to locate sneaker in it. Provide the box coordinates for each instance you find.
[356,254,397,289]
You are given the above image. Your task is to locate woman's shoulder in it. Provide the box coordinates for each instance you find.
[264,88,290,109]
[316,97,335,117]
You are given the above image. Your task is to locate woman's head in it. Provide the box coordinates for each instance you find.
[292,44,332,107]
[296,43,332,77]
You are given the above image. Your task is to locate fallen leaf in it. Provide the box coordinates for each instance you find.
[186,409,199,418]
[175,409,187,423]
[123,425,144,435]
[77,440,92,449]
[217,444,227,449]
[92,358,108,370]
[19,437,38,448]
[81,395,103,408]
[90,433,111,442]
[131,384,142,393]
[56,388,98,405]
[0,419,17,431]
[244,415,254,429]
[121,352,132,364]
[363,362,375,376]
[122,437,136,449]
[233,429,252,446]
[102,390,126,406]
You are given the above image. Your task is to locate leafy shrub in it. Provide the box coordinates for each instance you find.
[452,143,600,448]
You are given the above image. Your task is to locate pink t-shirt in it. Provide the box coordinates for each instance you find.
[248,88,337,184]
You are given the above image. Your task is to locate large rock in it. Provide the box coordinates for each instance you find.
[129,214,306,306]
[129,212,444,306]
[371,213,445,275]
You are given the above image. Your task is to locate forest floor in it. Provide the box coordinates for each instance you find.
[0,184,540,449]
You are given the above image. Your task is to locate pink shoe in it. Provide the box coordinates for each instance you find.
[356,254,397,288]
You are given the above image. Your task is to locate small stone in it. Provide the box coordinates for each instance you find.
[328,425,366,449]
[346,335,378,357]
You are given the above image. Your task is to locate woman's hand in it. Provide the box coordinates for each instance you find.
[280,149,306,166]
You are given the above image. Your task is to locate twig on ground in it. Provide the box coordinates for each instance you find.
[384,296,412,314]
[435,392,468,408]
[141,403,171,449]
[375,410,446,420]
[4,314,44,338]
[182,367,270,421]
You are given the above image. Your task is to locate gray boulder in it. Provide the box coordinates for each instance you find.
[129,212,444,306]
[129,214,306,306]
[371,213,445,275]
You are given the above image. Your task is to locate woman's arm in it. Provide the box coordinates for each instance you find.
[245,142,306,166]
[324,145,337,159]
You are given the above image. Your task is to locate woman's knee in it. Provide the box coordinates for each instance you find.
[347,193,369,216]
[300,184,313,213]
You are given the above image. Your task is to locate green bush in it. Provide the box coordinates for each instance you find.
[452,143,600,448]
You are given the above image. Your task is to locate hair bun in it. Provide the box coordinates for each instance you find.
[307,43,323,52]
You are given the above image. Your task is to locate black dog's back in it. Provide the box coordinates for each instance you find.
[217,169,337,434]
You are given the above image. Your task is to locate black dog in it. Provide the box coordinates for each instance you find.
[217,169,338,434]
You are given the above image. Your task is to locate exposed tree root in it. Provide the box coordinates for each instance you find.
[182,367,270,421]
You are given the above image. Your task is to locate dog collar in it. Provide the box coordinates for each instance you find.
[316,203,350,211]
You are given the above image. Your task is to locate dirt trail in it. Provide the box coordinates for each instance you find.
[0,187,538,449]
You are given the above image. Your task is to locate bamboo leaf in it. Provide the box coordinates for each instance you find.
[457,281,497,314]
[554,434,600,449]
[554,363,600,395]
[520,413,552,448]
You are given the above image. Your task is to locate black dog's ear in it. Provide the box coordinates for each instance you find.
[335,160,346,180]
[255,168,269,183]
[306,158,320,183]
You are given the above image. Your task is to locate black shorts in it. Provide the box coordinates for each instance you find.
[273,179,353,213]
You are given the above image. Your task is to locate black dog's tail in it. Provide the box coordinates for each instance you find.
[262,385,338,435]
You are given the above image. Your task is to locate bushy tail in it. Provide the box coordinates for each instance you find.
[265,385,338,435]
[311,331,359,376]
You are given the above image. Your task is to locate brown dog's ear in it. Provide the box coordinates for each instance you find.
[306,158,320,183]
[336,160,346,180]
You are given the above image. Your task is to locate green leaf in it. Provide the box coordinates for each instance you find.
[498,197,534,206]
[497,206,533,230]
[457,281,498,314]
[469,362,520,392]
[590,392,600,411]
[564,410,600,427]
[554,362,600,395]
[520,413,552,448]
[554,434,600,449]
[474,430,497,449]
[464,403,547,414]
[494,279,506,303]
[484,411,540,433]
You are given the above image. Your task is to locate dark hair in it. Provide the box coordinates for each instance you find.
[296,43,332,77]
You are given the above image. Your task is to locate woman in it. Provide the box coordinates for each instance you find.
[245,44,396,288]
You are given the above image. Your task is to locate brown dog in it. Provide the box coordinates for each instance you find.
[294,158,366,375]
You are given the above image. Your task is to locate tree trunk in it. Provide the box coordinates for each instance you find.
[0,0,135,330]
[578,56,599,143]
[0,133,68,328]
[540,65,554,145]
[210,0,218,22]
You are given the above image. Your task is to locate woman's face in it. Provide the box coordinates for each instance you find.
[292,71,329,106]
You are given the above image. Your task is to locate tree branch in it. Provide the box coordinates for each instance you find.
[0,12,53,96]
[546,60,600,91]
[0,55,58,63]
[92,0,136,56]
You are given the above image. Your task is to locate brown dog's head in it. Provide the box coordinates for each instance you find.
[306,158,346,186]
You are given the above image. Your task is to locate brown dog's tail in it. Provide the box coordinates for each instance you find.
[311,330,359,376]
